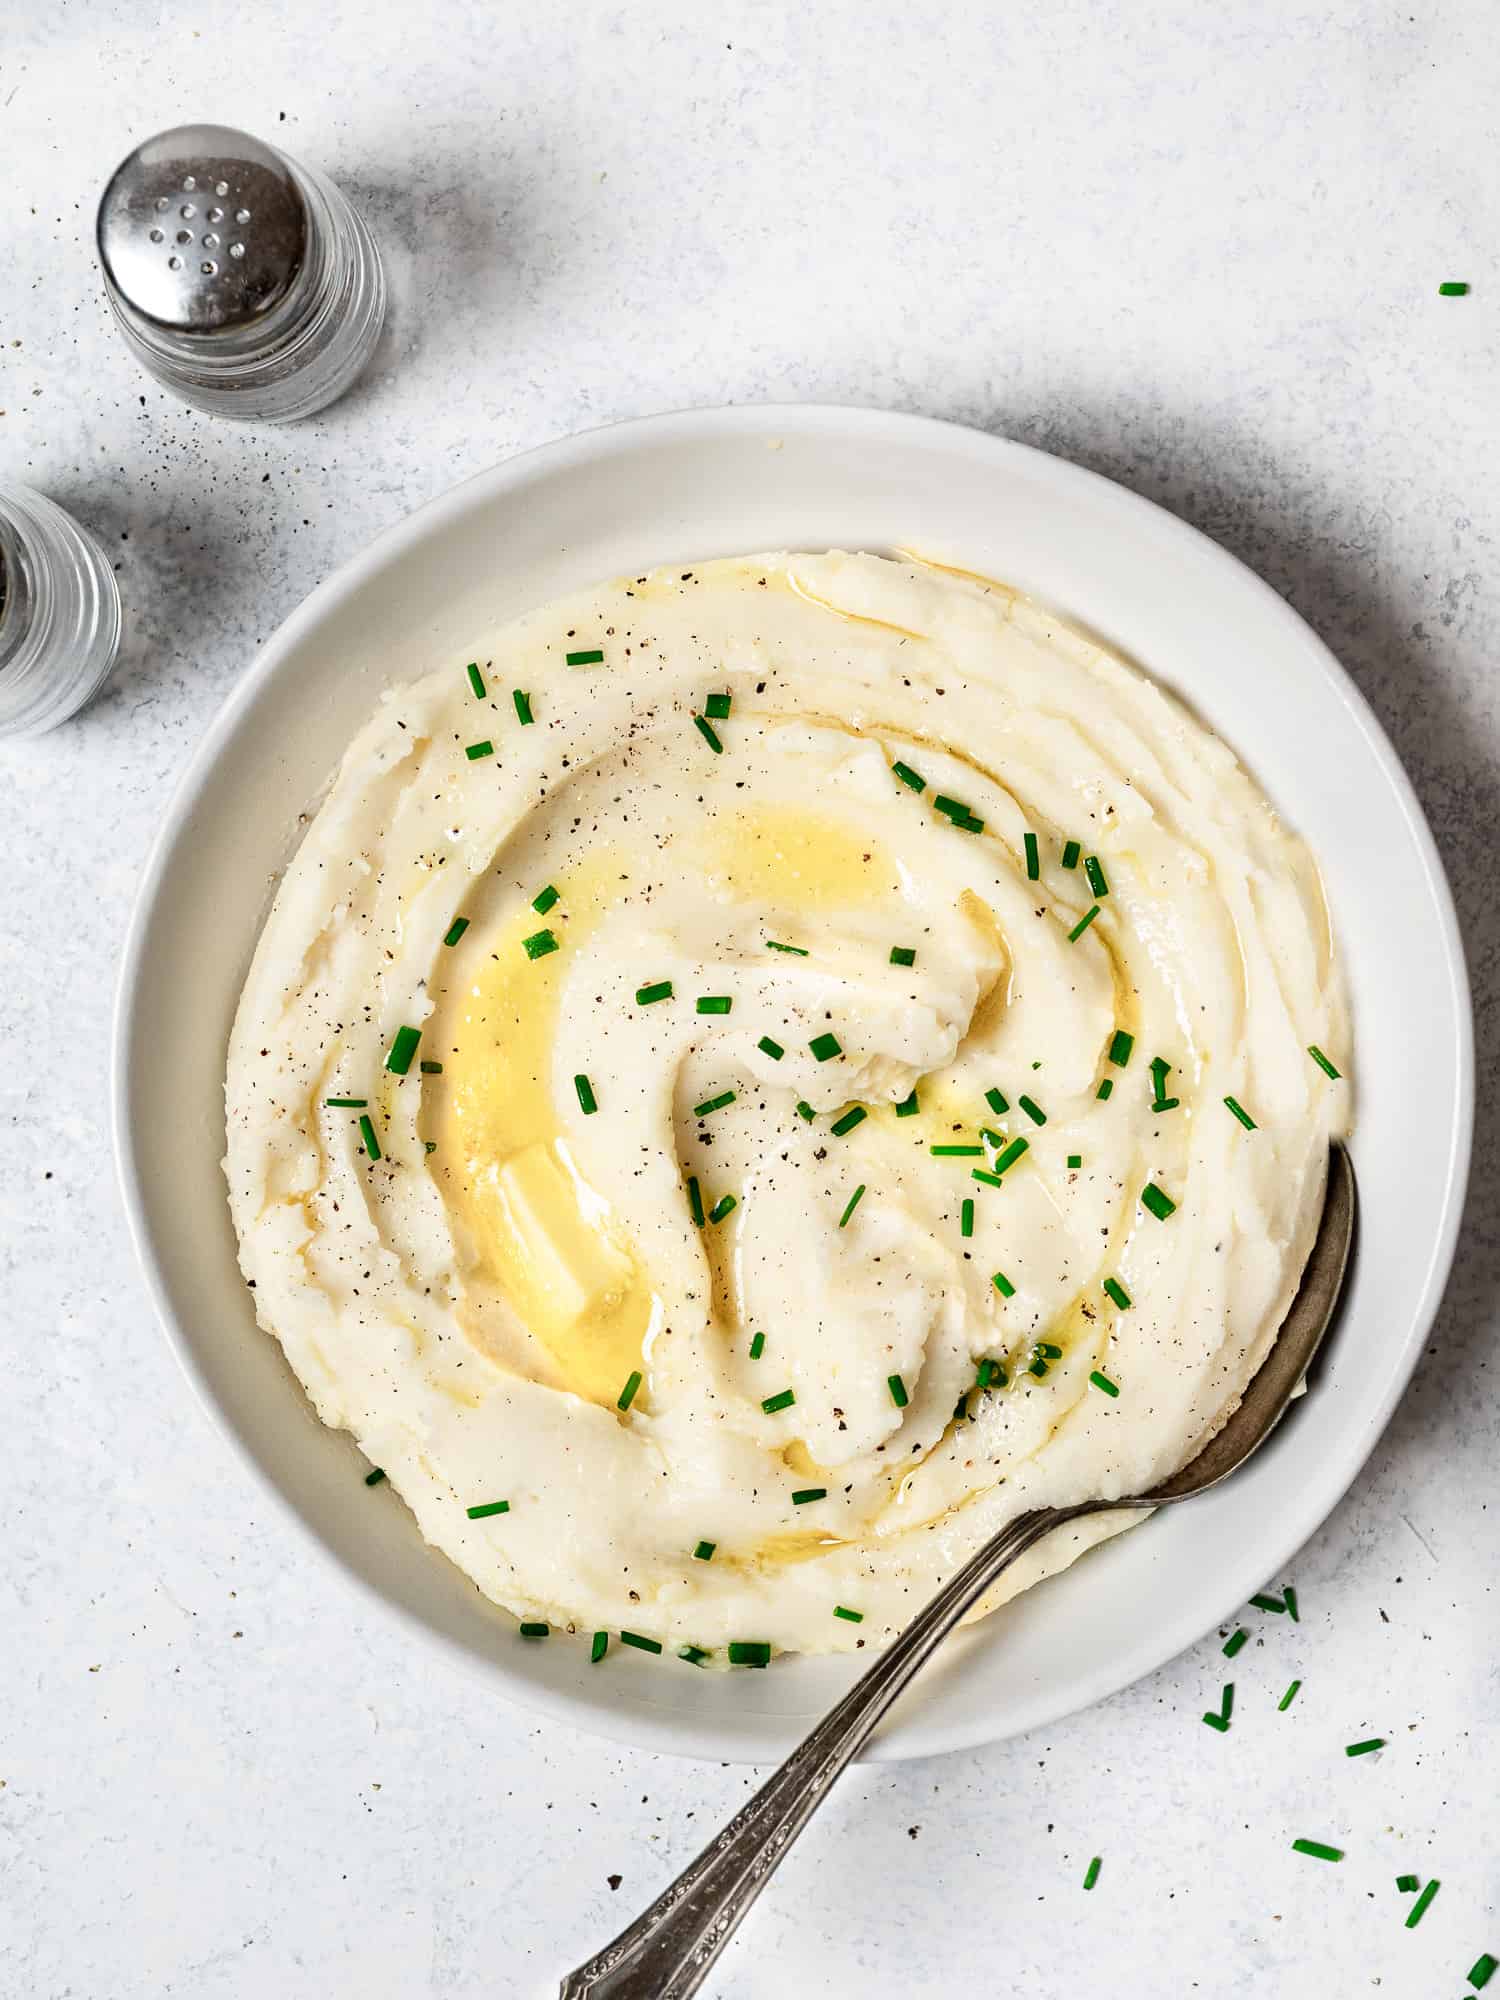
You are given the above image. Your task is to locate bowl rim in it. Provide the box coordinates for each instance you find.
[112,402,1474,1763]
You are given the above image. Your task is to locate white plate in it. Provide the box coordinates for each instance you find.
[113,406,1472,1764]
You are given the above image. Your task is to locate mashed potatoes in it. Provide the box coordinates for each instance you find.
[224,552,1349,1662]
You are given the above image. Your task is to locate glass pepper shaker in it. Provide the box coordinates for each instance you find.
[96,123,385,424]
[0,485,123,737]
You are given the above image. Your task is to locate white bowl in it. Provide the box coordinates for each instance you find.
[114,406,1472,1763]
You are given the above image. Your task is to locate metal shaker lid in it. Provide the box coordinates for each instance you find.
[96,124,307,334]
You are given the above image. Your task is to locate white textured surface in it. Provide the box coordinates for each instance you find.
[2,3,1496,1994]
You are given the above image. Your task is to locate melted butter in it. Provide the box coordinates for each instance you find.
[427,868,660,1408]
[703,805,903,912]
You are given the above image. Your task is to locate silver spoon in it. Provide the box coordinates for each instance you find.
[562,1141,1356,2000]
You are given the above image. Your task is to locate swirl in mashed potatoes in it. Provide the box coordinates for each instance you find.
[225,551,1349,1662]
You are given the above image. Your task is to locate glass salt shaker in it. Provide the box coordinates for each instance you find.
[96,123,385,424]
[0,485,123,737]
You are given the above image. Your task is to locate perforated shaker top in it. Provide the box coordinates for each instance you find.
[96,124,307,334]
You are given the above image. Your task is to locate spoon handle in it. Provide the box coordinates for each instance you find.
[560,1504,1079,1999]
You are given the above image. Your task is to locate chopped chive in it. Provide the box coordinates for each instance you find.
[796,1100,817,1121]
[1024,831,1040,880]
[890,945,916,967]
[1068,904,1101,942]
[809,1032,842,1061]
[1018,1094,1046,1126]
[1202,1712,1229,1732]
[519,1621,548,1638]
[617,1370,643,1412]
[1084,855,1109,897]
[358,1114,381,1161]
[1141,1181,1176,1221]
[704,691,732,719]
[708,1193,737,1224]
[697,994,733,1014]
[749,1332,765,1359]
[895,1088,919,1117]
[953,1392,970,1420]
[1103,1277,1132,1310]
[566,648,604,666]
[443,916,470,947]
[679,1644,713,1666]
[1089,1370,1120,1397]
[985,1087,1010,1115]
[977,1358,1007,1389]
[1291,1839,1342,1863]
[888,1372,909,1408]
[1083,1856,1102,1891]
[834,1605,864,1623]
[420,1059,444,1075]
[464,739,494,761]
[1468,1952,1498,1988]
[1067,1154,1082,1169]
[694,1090,737,1118]
[513,689,534,726]
[574,1073,598,1116]
[992,1136,1030,1176]
[424,1141,437,1154]
[1108,1030,1134,1067]
[590,1630,609,1663]
[1061,839,1081,869]
[693,1540,716,1562]
[636,979,673,1004]
[791,1487,826,1505]
[465,661,486,698]
[466,1499,510,1520]
[830,1105,867,1137]
[757,1034,785,1059]
[1438,280,1470,295]
[839,1184,867,1228]
[364,1466,386,1487]
[386,1025,422,1075]
[620,1630,662,1655]
[1279,1679,1302,1711]
[326,1096,368,1109]
[1308,1044,1342,1080]
[727,1641,771,1667]
[932,794,968,819]
[1396,1874,1420,1894]
[1345,1738,1384,1758]
[1251,1592,1287,1614]
[1028,1356,1049,1378]
[1223,1627,1248,1658]
[766,939,808,955]
[531,884,559,915]
[523,928,559,960]
[992,1269,1016,1298]
[932,1143,984,1157]
[761,1389,795,1414]
[1223,1094,1257,1130]
[1037,1341,1062,1359]
[960,1198,974,1238]
[693,714,724,754]
[1097,1078,1114,1100]
[1406,1880,1440,1927]
[892,760,926,792]
[687,1175,705,1225]
[1284,1585,1300,1621]
[972,1169,1004,1188]
[1149,1057,1180,1112]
